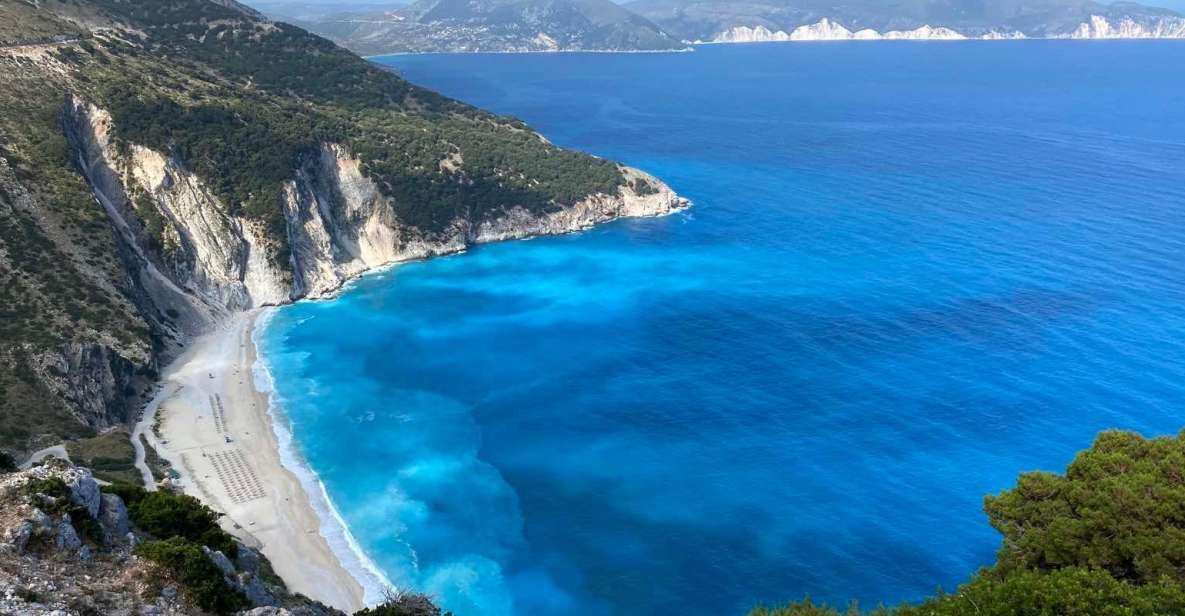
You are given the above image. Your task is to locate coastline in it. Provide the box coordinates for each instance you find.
[141,312,371,612]
[131,172,691,611]
[363,46,694,58]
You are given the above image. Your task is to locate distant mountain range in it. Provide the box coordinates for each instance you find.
[293,0,687,54]
[250,1,410,21]
[287,0,1185,53]
[627,0,1185,42]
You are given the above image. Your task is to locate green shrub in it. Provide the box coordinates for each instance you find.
[354,590,452,616]
[135,537,249,615]
[0,451,17,472]
[103,483,238,558]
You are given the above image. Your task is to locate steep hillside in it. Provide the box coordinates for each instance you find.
[626,0,1185,42]
[0,458,452,615]
[0,0,686,458]
[296,0,688,54]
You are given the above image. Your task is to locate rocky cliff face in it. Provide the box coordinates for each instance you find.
[64,98,687,332]
[1060,15,1185,38]
[708,20,967,42]
[633,0,1185,44]
[0,0,690,460]
[706,15,1185,42]
[26,343,142,434]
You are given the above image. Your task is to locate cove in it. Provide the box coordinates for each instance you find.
[257,41,1185,615]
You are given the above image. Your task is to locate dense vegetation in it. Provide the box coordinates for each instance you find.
[104,482,239,558]
[98,482,250,613]
[355,591,454,616]
[0,0,632,455]
[751,430,1185,616]
[135,537,251,614]
[73,0,625,247]
[0,9,152,452]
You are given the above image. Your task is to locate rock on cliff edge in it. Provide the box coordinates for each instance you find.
[0,460,342,616]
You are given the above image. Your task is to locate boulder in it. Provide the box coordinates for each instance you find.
[237,571,276,607]
[98,492,130,542]
[4,521,34,554]
[61,466,101,518]
[54,516,81,551]
[203,546,236,577]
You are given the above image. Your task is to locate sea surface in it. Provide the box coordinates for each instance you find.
[256,42,1185,615]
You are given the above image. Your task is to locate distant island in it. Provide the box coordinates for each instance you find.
[290,0,1185,54]
[291,0,689,55]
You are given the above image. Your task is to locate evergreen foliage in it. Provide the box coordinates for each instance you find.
[103,483,238,558]
[135,537,250,615]
[354,590,454,616]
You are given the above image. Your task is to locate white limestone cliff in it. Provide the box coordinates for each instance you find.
[981,30,1027,40]
[710,20,968,43]
[882,25,965,40]
[65,98,688,335]
[1061,15,1185,39]
[709,15,1185,43]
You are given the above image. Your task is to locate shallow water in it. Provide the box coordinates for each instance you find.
[258,41,1185,615]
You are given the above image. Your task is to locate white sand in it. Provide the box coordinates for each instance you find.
[142,312,365,613]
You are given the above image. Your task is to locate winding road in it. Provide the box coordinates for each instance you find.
[131,383,179,491]
[19,444,70,470]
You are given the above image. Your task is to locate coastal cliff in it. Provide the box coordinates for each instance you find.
[0,0,686,463]
[705,15,1185,43]
[0,0,686,611]
[626,0,1185,44]
[65,97,683,323]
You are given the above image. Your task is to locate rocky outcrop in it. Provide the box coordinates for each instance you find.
[65,97,283,332]
[281,143,410,298]
[1,462,101,561]
[26,342,140,433]
[64,97,224,345]
[882,25,965,40]
[0,461,342,616]
[98,492,130,543]
[474,166,686,242]
[1061,15,1185,39]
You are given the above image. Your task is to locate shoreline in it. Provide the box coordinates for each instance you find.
[250,311,395,605]
[363,47,694,58]
[135,187,692,611]
[141,311,371,612]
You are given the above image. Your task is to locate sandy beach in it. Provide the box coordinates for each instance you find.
[139,312,366,613]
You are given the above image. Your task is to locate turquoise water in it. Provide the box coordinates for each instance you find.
[258,42,1185,615]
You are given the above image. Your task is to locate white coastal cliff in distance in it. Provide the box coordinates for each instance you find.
[709,20,967,43]
[1061,15,1185,38]
[708,15,1185,43]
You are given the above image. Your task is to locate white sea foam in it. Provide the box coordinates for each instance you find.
[251,309,395,606]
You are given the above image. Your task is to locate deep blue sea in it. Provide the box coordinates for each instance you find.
[257,42,1185,615]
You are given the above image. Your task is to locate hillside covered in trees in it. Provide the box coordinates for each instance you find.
[0,0,676,458]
